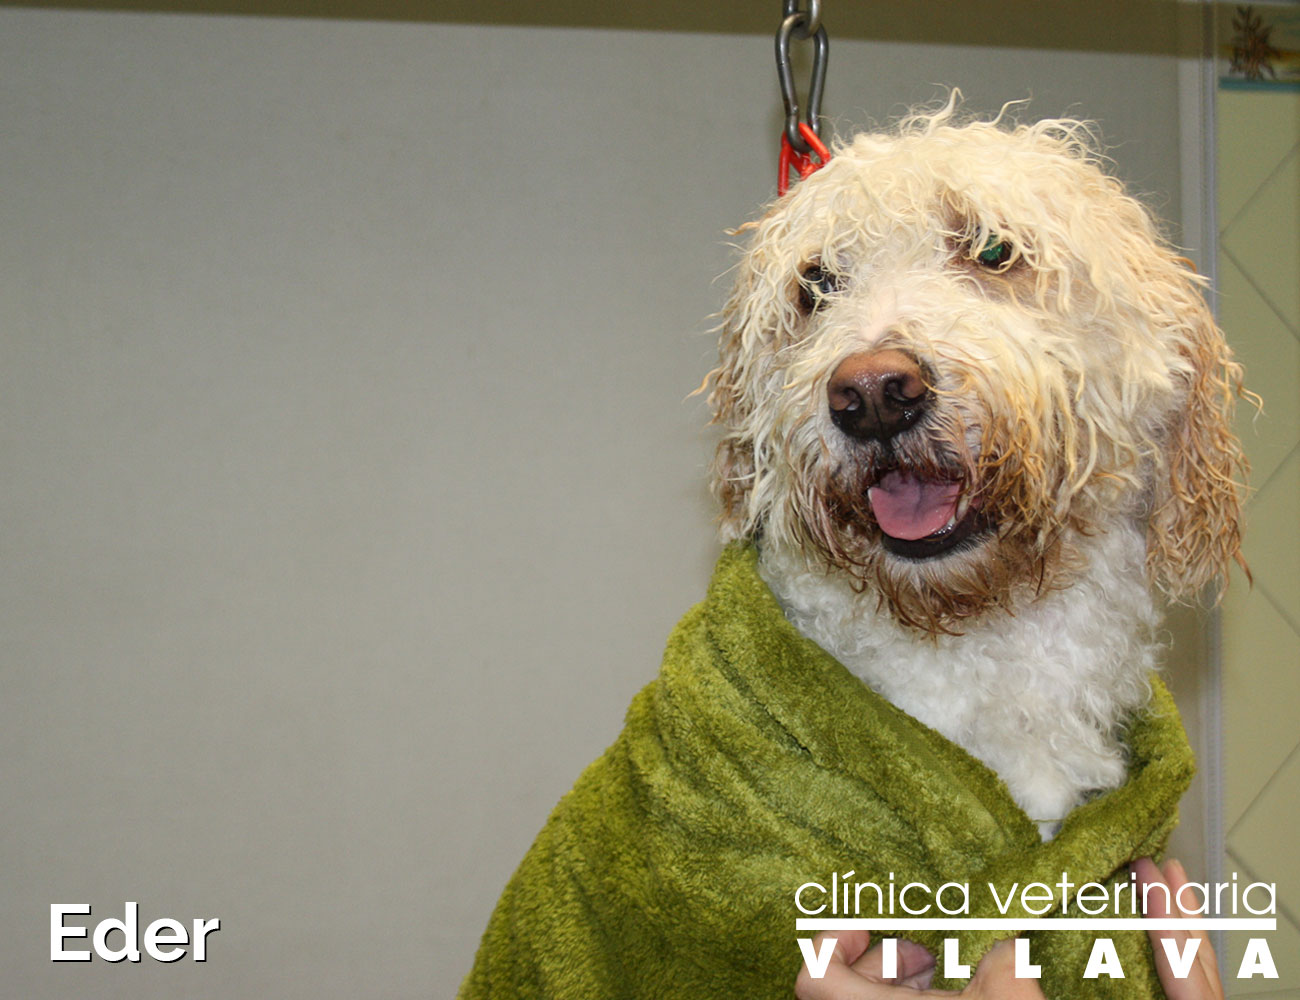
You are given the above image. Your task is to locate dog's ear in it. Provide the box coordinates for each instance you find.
[711,428,755,542]
[707,321,756,542]
[707,207,811,543]
[1146,261,1249,599]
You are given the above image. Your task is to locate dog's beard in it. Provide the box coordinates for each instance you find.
[794,433,1089,635]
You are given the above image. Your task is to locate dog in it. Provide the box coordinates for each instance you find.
[460,103,1248,998]
[709,101,1246,837]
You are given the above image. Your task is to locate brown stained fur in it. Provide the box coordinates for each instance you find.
[707,319,757,533]
[1145,280,1251,599]
[805,437,1097,634]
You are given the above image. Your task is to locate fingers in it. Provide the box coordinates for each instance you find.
[1133,856,1171,915]
[851,937,936,989]
[795,931,879,1000]
[1161,858,1223,991]
[963,939,1048,1000]
[794,931,943,1000]
[1132,857,1224,1000]
[795,957,904,999]
[795,935,1054,1000]
[891,939,940,988]
[834,929,876,967]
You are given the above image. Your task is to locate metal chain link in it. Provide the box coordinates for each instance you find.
[782,0,821,38]
[776,0,828,154]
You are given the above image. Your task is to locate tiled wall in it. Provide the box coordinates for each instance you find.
[1217,82,1300,994]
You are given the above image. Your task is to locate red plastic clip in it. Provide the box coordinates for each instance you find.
[778,122,831,196]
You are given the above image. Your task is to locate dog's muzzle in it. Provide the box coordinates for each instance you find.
[828,349,992,558]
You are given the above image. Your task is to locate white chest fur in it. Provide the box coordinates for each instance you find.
[758,525,1160,839]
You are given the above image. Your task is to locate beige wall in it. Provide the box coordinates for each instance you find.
[1218,82,1300,994]
[2,6,1211,996]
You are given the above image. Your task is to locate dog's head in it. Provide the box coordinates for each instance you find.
[709,107,1247,634]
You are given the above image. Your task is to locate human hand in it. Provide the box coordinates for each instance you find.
[794,931,1046,1000]
[794,930,936,998]
[1132,857,1225,1000]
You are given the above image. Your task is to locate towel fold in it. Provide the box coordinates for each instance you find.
[460,543,1193,998]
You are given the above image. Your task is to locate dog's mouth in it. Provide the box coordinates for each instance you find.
[866,469,994,559]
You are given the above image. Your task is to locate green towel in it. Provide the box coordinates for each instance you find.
[460,543,1193,999]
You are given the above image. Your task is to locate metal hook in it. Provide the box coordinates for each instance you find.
[776,1,828,155]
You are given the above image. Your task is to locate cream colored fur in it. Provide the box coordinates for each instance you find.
[708,101,1247,836]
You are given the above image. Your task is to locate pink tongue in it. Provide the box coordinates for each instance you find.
[868,472,962,540]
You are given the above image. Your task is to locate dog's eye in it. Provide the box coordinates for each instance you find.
[797,264,841,313]
[973,236,1014,269]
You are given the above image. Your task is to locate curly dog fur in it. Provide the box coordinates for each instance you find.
[708,102,1247,834]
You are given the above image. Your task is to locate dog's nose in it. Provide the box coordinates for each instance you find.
[828,349,929,442]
